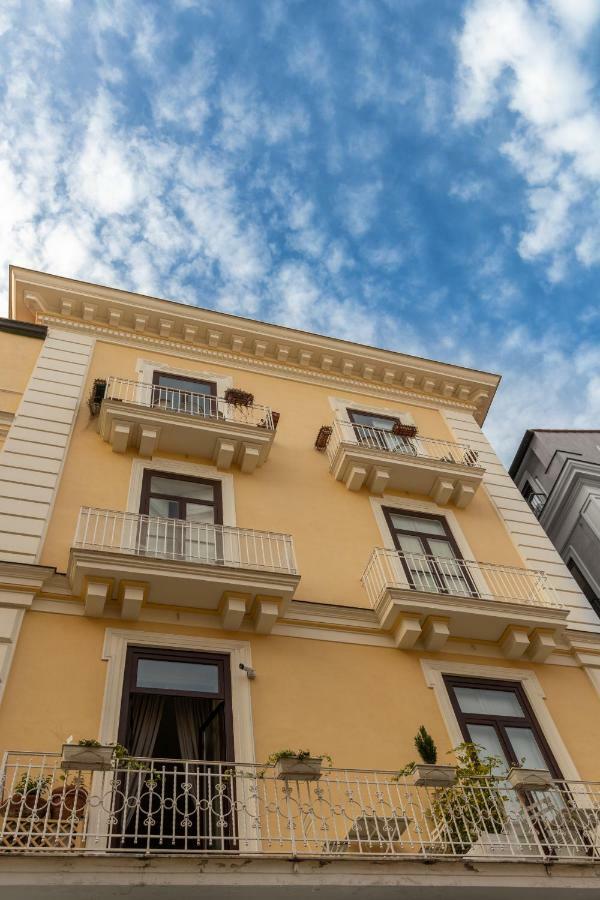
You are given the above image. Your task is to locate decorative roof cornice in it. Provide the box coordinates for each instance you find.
[9,266,501,424]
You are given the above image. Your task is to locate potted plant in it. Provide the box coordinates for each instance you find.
[429,742,507,855]
[88,378,107,416]
[1,774,51,818]
[507,762,553,793]
[392,422,418,438]
[314,425,333,450]
[49,776,88,819]
[267,749,332,782]
[224,388,254,407]
[397,727,457,787]
[61,738,115,772]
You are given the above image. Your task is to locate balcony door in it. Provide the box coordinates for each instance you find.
[139,470,223,562]
[117,645,235,850]
[383,508,477,597]
[152,371,217,417]
[347,409,417,455]
[444,675,561,778]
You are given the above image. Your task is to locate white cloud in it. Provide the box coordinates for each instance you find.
[456,0,600,277]
[337,181,382,238]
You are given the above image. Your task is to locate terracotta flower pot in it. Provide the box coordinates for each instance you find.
[49,785,88,819]
[1,790,47,818]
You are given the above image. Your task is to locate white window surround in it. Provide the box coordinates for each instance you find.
[99,628,255,765]
[420,658,581,783]
[328,395,416,426]
[368,495,490,598]
[136,357,232,397]
[127,457,236,526]
[565,545,600,604]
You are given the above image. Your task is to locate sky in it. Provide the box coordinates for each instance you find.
[1,0,600,463]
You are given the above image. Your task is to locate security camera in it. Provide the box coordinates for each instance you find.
[239,662,256,679]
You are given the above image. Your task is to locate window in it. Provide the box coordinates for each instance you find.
[152,371,217,417]
[567,558,600,620]
[444,675,561,777]
[347,408,417,455]
[383,507,477,596]
[139,470,223,560]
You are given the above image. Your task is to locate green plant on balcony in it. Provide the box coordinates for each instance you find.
[414,725,437,764]
[224,388,254,407]
[428,742,507,854]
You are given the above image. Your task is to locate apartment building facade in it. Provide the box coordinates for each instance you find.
[0,267,599,897]
[510,429,600,623]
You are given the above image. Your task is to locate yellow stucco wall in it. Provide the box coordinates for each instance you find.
[1,610,600,781]
[40,338,524,608]
[0,330,43,416]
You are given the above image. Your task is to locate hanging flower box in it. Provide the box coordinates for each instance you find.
[314,425,333,450]
[273,755,324,781]
[411,763,457,787]
[392,422,418,438]
[61,743,114,772]
[88,379,107,416]
[507,767,553,792]
[224,388,254,407]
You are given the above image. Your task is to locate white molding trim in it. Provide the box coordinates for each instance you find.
[368,495,489,598]
[565,544,600,602]
[136,357,232,397]
[420,658,581,781]
[127,458,236,525]
[369,496,474,557]
[328,395,416,427]
[99,629,255,764]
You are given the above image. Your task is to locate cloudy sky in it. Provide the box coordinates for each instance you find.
[1,0,600,462]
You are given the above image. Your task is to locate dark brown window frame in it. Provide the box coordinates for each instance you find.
[140,469,224,525]
[347,408,401,429]
[118,644,235,763]
[443,674,562,778]
[152,370,218,397]
[382,506,478,596]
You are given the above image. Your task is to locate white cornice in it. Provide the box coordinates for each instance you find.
[9,267,500,425]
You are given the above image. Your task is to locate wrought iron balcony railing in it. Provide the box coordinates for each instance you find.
[327,419,480,468]
[103,376,275,429]
[1,752,599,861]
[362,548,559,611]
[74,507,297,575]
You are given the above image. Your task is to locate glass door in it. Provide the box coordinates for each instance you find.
[139,471,223,562]
[444,677,561,777]
[383,508,478,597]
[347,409,417,455]
[444,676,570,854]
[151,371,217,417]
[116,646,235,851]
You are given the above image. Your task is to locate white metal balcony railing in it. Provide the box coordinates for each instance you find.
[1,752,599,861]
[362,548,559,610]
[74,508,297,575]
[527,492,547,519]
[104,376,275,429]
[327,419,480,468]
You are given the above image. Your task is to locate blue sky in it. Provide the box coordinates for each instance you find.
[1,0,600,462]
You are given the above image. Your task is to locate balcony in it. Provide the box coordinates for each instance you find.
[97,377,277,472]
[68,507,300,632]
[362,548,568,657]
[326,419,484,506]
[1,751,599,864]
